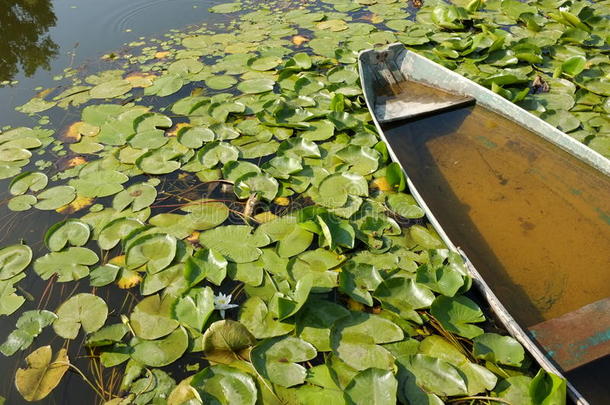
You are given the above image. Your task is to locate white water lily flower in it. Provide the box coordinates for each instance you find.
[214,292,238,319]
[559,5,569,11]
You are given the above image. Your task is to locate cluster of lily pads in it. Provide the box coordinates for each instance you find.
[1,0,594,403]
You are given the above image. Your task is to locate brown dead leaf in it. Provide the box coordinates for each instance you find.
[186,231,201,246]
[154,51,171,59]
[371,177,393,192]
[167,122,191,137]
[55,195,94,214]
[117,268,142,289]
[292,35,309,46]
[125,73,156,88]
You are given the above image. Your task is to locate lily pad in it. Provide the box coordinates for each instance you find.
[316,172,368,208]
[345,368,398,405]
[251,336,317,387]
[9,172,48,195]
[199,225,270,263]
[53,293,108,339]
[34,186,76,210]
[44,219,91,252]
[131,326,189,367]
[0,244,32,280]
[191,365,257,405]
[202,320,257,363]
[34,247,99,282]
[15,346,69,401]
[237,78,276,94]
[430,295,485,339]
[130,294,179,340]
[126,233,177,273]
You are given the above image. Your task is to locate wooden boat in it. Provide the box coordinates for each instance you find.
[358,43,610,405]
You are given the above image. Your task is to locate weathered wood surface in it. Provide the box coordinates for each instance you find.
[529,298,610,372]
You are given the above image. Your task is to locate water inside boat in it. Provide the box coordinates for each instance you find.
[381,88,610,327]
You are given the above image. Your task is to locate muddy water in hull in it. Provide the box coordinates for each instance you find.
[383,105,610,327]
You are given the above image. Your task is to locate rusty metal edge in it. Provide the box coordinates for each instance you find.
[358,43,592,405]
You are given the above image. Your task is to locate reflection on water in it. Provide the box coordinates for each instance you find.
[383,105,610,327]
[0,0,59,82]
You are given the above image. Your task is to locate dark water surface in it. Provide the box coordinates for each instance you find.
[0,0,225,125]
[0,1,229,403]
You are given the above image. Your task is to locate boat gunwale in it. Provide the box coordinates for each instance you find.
[358,43,596,405]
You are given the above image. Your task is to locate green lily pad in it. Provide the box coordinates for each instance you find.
[34,186,76,210]
[9,172,48,195]
[239,296,295,339]
[130,294,179,340]
[15,346,69,401]
[69,169,129,198]
[98,217,145,250]
[44,219,91,252]
[191,365,257,405]
[251,336,317,387]
[249,56,282,71]
[8,195,37,212]
[206,75,238,90]
[209,2,242,13]
[198,141,240,168]
[173,287,215,332]
[237,78,276,94]
[473,333,525,366]
[202,320,257,363]
[199,225,270,263]
[0,244,32,280]
[90,80,132,99]
[0,310,57,356]
[430,295,485,339]
[234,172,279,201]
[345,368,398,405]
[131,326,189,367]
[34,247,99,282]
[316,172,368,208]
[53,293,108,339]
[331,312,403,370]
[126,233,177,273]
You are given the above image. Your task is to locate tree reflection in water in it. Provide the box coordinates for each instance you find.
[0,0,59,82]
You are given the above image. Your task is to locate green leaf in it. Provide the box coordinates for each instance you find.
[234,172,279,201]
[9,172,48,195]
[339,261,383,306]
[35,186,76,210]
[0,244,32,280]
[44,219,91,252]
[53,293,108,339]
[209,2,242,13]
[98,218,145,250]
[69,169,129,198]
[251,336,317,387]
[184,248,228,287]
[336,145,380,175]
[206,75,237,90]
[430,295,485,339]
[8,195,37,212]
[198,141,240,168]
[561,56,586,77]
[0,310,57,356]
[131,326,189,367]
[126,233,177,273]
[375,276,435,323]
[345,368,398,405]
[202,320,257,363]
[404,354,468,396]
[85,323,129,347]
[191,365,257,405]
[296,300,350,351]
[90,79,132,98]
[239,296,295,339]
[256,216,313,258]
[249,56,282,71]
[173,287,215,331]
[130,294,179,340]
[493,376,534,405]
[0,273,26,315]
[473,333,525,366]
[316,172,368,208]
[386,193,424,219]
[530,369,566,405]
[237,78,276,94]
[199,225,269,263]
[34,247,99,282]
[270,274,313,320]
[15,346,69,401]
[331,312,403,370]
